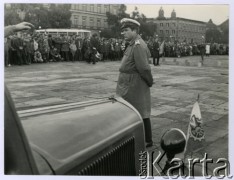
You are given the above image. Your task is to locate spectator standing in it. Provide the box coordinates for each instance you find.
[61,35,70,61]
[199,42,206,65]
[152,37,160,66]
[114,42,121,60]
[75,35,83,61]
[23,34,32,65]
[9,35,17,65]
[28,37,35,63]
[83,37,91,62]
[4,37,11,67]
[103,39,110,61]
[53,34,62,56]
[69,40,77,62]
[109,40,115,61]
[42,35,50,63]
[205,43,210,57]
[90,33,99,64]
[15,35,25,65]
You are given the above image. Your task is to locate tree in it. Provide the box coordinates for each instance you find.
[131,7,140,19]
[219,19,229,44]
[205,28,222,43]
[100,29,114,39]
[24,4,50,29]
[221,27,229,44]
[48,4,72,28]
[131,7,147,22]
[131,6,155,39]
[118,4,130,20]
[4,9,21,26]
[105,4,130,38]
[6,4,72,29]
[139,22,156,40]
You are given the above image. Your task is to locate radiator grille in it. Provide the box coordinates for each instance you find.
[77,137,136,176]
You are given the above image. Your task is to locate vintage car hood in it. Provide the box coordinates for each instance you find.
[19,97,143,174]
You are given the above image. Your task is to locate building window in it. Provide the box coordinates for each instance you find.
[166,23,169,27]
[82,4,87,11]
[104,5,108,13]
[166,30,169,34]
[172,30,175,34]
[16,9,21,14]
[160,23,163,27]
[113,8,117,15]
[160,30,163,34]
[74,15,79,25]
[98,5,101,13]
[78,4,82,10]
[97,18,101,27]
[90,17,94,27]
[90,4,94,12]
[82,16,86,26]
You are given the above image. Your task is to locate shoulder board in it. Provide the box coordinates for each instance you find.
[135,40,140,45]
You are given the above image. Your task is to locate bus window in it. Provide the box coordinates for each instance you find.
[68,32,77,36]
[58,32,67,36]
[36,29,91,38]
[78,32,82,36]
[50,32,57,37]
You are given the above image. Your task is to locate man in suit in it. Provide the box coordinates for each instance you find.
[152,36,160,66]
[90,33,99,64]
[75,35,83,61]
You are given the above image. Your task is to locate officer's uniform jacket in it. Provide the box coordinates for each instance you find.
[116,35,153,119]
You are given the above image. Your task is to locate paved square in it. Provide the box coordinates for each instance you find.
[5,55,229,173]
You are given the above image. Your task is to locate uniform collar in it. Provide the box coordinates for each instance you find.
[129,34,141,46]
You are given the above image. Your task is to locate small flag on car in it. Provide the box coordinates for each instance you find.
[183,94,205,160]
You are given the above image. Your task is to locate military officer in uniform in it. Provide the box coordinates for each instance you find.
[116,18,154,147]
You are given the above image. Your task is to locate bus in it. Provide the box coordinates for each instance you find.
[36,28,91,38]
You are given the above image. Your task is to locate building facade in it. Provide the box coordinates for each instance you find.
[148,7,206,44]
[70,4,121,33]
[5,4,121,34]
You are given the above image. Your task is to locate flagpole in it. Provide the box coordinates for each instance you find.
[183,114,192,161]
[183,93,200,161]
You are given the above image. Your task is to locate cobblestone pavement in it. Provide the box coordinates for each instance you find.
[4,55,229,175]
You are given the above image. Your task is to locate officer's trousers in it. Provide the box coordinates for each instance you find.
[143,118,153,143]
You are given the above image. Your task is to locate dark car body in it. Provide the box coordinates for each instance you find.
[4,86,146,175]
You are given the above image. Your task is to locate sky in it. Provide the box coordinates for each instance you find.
[0,1,229,25]
[125,4,229,25]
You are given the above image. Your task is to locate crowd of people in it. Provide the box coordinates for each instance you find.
[4,30,229,67]
[147,39,229,58]
[4,31,127,67]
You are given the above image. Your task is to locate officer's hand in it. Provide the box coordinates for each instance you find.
[14,22,34,32]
